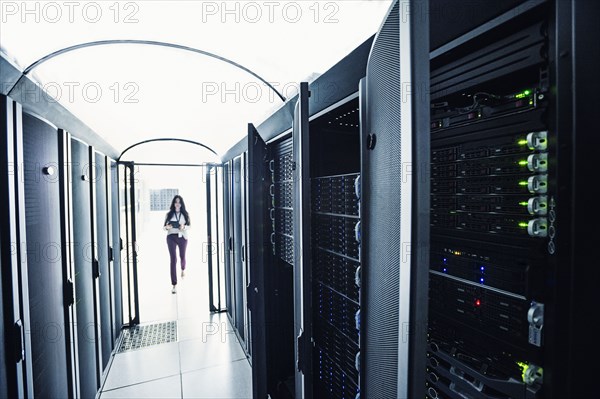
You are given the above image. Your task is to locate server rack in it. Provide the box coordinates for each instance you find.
[267,134,297,398]
[70,138,103,397]
[244,29,390,399]
[309,96,362,399]
[1,95,34,398]
[95,152,113,371]
[425,0,597,397]
[22,112,73,399]
[108,159,124,346]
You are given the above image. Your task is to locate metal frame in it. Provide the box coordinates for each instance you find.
[9,40,286,103]
[207,164,227,313]
[58,129,81,399]
[292,82,313,399]
[118,162,141,327]
[104,155,117,347]
[118,138,218,161]
[247,123,269,398]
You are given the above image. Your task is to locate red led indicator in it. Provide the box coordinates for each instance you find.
[475,299,482,307]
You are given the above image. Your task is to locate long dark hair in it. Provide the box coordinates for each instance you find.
[164,195,191,226]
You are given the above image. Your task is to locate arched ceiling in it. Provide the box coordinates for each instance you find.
[0,0,392,159]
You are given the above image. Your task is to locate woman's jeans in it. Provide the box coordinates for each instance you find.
[167,234,187,285]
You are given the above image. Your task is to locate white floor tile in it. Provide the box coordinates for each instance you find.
[179,333,247,373]
[102,342,180,391]
[100,375,181,399]
[181,360,252,399]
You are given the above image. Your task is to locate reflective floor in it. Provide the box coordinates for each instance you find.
[99,210,251,398]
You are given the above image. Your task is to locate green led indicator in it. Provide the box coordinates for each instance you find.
[518,139,528,145]
[515,89,532,99]
[518,160,528,166]
[517,362,529,382]
[519,181,528,186]
[518,222,529,228]
[519,201,529,206]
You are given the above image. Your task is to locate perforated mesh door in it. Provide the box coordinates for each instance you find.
[362,2,401,398]
[71,138,100,398]
[95,153,112,369]
[23,113,69,399]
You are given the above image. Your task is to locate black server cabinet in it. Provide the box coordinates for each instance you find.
[22,113,72,398]
[269,134,297,398]
[223,161,233,321]
[248,123,269,399]
[95,152,113,370]
[232,155,246,344]
[71,138,102,397]
[1,95,34,398]
[309,96,362,399]
[109,160,124,342]
[247,124,296,399]
[426,0,598,397]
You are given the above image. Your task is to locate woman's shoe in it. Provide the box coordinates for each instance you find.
[172,285,177,294]
[181,270,186,278]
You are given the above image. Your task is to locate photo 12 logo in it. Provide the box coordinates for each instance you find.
[1,1,140,24]
[201,1,340,24]
[16,81,140,105]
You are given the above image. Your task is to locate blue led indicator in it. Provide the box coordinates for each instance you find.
[480,278,484,283]
[480,266,485,271]
[443,268,447,273]
[443,258,447,263]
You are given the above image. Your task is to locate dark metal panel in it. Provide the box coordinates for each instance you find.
[223,162,233,317]
[126,163,140,325]
[207,166,216,312]
[95,152,112,370]
[361,2,402,398]
[233,156,245,341]
[241,152,250,355]
[118,164,132,325]
[247,123,269,399]
[567,0,600,393]
[407,1,431,397]
[88,146,103,383]
[0,95,34,399]
[429,0,535,52]
[22,112,69,399]
[554,0,599,396]
[292,82,312,399]
[70,138,100,398]
[58,129,80,399]
[215,166,225,311]
[108,160,123,343]
[0,252,7,398]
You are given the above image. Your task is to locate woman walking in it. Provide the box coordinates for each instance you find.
[163,195,191,294]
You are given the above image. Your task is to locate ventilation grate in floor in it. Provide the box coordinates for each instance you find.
[117,321,178,353]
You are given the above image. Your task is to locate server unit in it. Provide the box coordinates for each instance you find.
[309,97,361,399]
[245,37,374,396]
[426,0,598,397]
[252,93,363,399]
